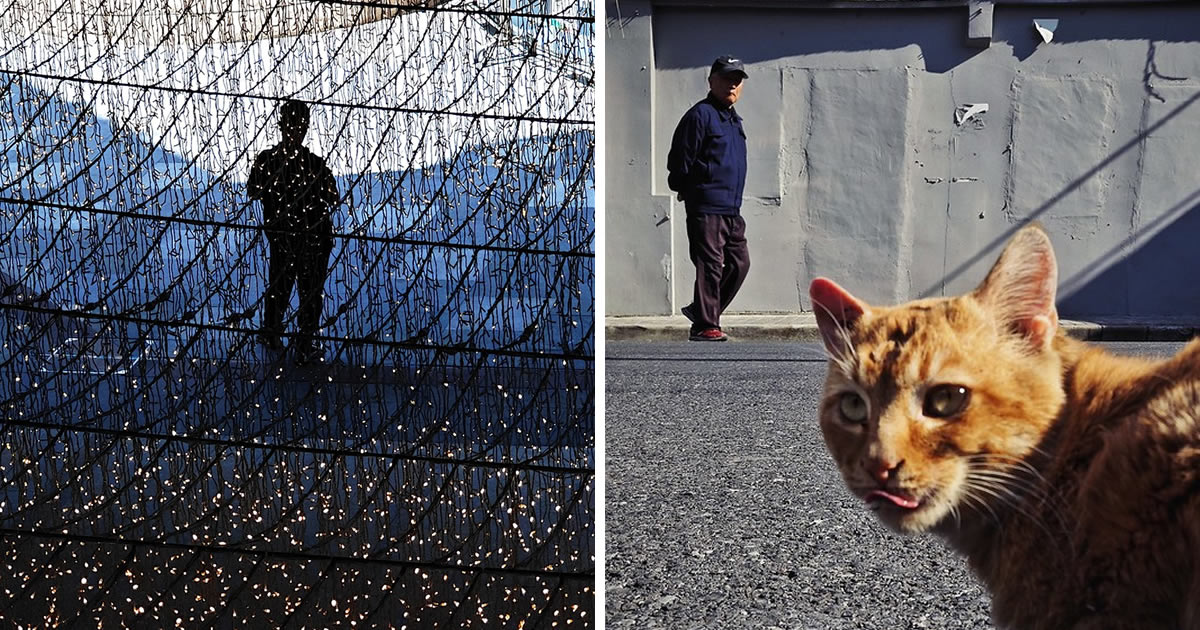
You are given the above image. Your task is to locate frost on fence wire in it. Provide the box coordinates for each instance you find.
[0,0,595,627]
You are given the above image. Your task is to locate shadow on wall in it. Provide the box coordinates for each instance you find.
[921,88,1200,311]
[995,5,1200,61]
[653,6,1200,75]
[652,8,982,74]
[1059,187,1200,319]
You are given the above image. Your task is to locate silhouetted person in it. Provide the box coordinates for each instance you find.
[248,99,338,364]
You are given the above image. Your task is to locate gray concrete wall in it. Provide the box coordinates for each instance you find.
[605,1,1200,320]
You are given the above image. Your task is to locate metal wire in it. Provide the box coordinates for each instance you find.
[0,0,595,626]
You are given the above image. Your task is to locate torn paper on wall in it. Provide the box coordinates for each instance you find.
[955,103,989,126]
[1033,19,1058,44]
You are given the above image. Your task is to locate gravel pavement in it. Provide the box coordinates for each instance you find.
[603,340,1186,630]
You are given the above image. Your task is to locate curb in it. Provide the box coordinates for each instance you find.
[605,318,1200,343]
[606,321,822,342]
[1068,323,1198,342]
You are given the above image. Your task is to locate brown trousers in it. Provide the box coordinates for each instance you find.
[686,213,750,332]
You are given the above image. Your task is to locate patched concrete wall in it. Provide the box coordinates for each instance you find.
[605,1,1200,320]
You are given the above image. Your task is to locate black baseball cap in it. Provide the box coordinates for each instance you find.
[710,55,748,78]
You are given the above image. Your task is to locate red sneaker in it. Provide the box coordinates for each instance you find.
[688,328,728,342]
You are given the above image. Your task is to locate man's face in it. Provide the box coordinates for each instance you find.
[280,115,309,147]
[708,72,745,107]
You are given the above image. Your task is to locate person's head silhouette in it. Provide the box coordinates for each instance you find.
[278,99,310,148]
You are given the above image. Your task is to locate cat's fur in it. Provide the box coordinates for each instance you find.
[811,224,1200,630]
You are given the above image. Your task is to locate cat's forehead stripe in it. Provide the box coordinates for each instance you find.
[853,305,955,388]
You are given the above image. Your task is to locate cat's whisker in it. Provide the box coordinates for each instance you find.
[965,456,1052,498]
[1022,444,1054,459]
[964,463,1052,508]
[961,483,1051,540]
[965,455,1073,535]
[961,476,1019,510]
[969,450,1037,467]
[957,483,1004,526]
[813,300,860,376]
[972,452,1052,485]
[962,466,1072,554]
[963,478,1038,522]
[942,493,965,532]
[966,467,1044,500]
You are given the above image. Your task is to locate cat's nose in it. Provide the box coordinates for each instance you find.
[868,459,904,484]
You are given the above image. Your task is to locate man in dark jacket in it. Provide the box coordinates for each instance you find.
[248,99,339,364]
[667,56,751,342]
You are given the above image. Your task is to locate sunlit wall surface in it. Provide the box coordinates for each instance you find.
[0,0,595,626]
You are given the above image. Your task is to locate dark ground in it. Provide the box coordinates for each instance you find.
[603,340,1186,630]
[0,323,594,629]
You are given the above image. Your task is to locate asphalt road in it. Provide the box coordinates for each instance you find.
[603,340,1187,630]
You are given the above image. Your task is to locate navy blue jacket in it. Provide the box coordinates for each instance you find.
[666,95,747,216]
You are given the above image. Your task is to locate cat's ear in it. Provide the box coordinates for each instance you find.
[810,277,869,358]
[974,223,1059,351]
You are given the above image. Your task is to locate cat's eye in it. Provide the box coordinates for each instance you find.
[923,384,971,419]
[838,392,868,423]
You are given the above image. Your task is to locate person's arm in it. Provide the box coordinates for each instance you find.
[667,107,706,194]
[317,159,339,209]
[248,153,277,227]
[248,153,266,201]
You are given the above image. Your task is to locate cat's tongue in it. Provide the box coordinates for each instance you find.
[865,489,920,510]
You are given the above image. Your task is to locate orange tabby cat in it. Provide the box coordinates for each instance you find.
[811,224,1200,630]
